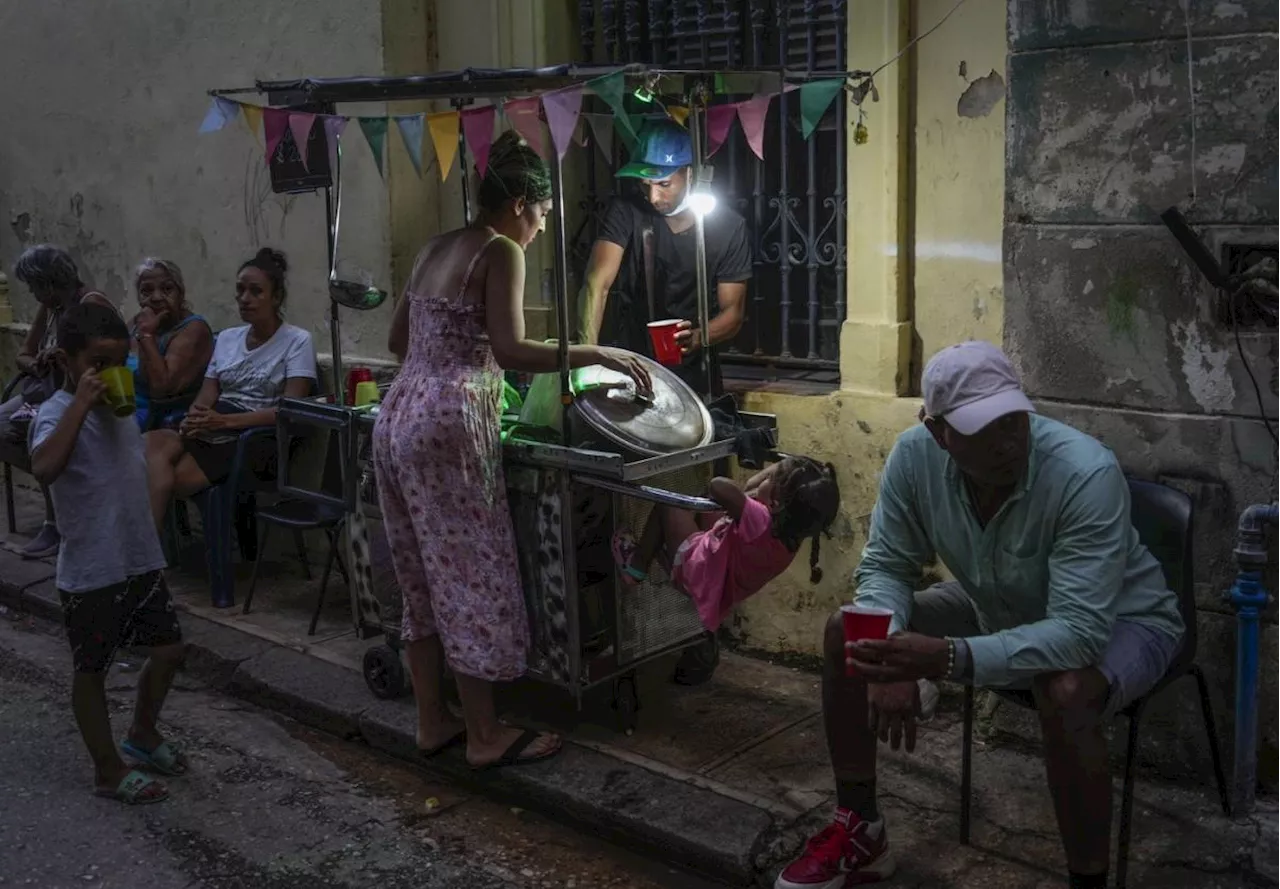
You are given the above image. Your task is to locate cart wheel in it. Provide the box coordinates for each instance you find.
[363,645,408,700]
[612,673,640,736]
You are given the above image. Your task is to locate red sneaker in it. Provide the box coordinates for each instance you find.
[775,808,895,888]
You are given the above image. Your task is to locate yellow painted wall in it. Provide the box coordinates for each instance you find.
[730,0,1007,656]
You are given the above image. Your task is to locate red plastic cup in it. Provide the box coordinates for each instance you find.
[346,367,373,405]
[841,604,894,677]
[647,319,685,366]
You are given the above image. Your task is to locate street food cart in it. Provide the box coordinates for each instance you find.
[211,66,789,731]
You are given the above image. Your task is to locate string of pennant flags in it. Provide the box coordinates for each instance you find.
[199,70,859,181]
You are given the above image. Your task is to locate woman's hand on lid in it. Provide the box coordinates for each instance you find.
[596,347,652,398]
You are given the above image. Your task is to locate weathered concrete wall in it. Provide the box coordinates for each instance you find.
[1003,0,1279,781]
[0,0,391,359]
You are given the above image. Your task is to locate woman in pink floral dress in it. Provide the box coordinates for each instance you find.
[373,133,650,769]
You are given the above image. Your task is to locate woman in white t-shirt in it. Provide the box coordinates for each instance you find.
[144,248,317,527]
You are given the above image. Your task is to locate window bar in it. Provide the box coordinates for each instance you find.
[722,0,742,355]
[625,0,643,63]
[775,0,793,358]
[749,0,768,356]
[670,0,684,66]
[580,0,596,61]
[832,0,847,326]
[648,0,668,66]
[697,0,711,66]
[602,0,619,62]
[804,0,820,358]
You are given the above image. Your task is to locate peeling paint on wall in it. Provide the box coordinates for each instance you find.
[1170,318,1236,410]
[957,69,1006,118]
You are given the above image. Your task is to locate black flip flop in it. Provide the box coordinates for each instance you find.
[418,729,467,759]
[469,728,560,772]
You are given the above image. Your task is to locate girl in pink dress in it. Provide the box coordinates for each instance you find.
[373,133,650,771]
[612,457,840,631]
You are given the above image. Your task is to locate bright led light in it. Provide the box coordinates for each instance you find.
[688,190,717,217]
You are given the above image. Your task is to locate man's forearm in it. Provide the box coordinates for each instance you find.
[578,285,605,344]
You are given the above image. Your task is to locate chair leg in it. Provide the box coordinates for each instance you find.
[197,486,236,609]
[4,462,14,534]
[309,529,339,636]
[243,523,273,615]
[1115,702,1146,889]
[1189,664,1232,817]
[333,522,349,584]
[960,685,974,844]
[293,530,313,580]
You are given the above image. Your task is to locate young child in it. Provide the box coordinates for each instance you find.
[613,456,840,632]
[29,302,187,805]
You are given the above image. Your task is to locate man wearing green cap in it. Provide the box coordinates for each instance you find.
[578,118,753,397]
[579,119,753,684]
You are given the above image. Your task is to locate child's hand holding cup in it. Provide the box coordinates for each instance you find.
[97,366,137,418]
[840,604,894,677]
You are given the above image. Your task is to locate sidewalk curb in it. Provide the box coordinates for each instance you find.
[0,559,785,886]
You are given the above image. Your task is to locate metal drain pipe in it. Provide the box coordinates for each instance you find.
[1226,502,1278,816]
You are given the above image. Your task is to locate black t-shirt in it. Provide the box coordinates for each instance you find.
[595,196,753,394]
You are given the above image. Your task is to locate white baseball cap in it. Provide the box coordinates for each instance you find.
[922,341,1036,436]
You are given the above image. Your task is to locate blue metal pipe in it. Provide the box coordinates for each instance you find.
[1226,502,1277,816]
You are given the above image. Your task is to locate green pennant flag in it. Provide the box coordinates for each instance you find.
[589,71,637,148]
[358,116,388,177]
[799,79,846,139]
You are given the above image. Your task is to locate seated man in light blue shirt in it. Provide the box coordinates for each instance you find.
[775,341,1183,889]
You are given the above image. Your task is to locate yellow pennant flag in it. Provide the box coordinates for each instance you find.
[426,111,460,181]
[668,105,690,126]
[241,104,264,143]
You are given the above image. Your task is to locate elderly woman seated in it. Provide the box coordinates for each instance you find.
[144,248,316,527]
[127,258,214,430]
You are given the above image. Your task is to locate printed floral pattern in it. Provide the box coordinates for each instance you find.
[371,236,529,682]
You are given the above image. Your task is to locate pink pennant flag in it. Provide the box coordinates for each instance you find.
[736,94,774,161]
[542,85,584,161]
[503,97,546,159]
[706,104,738,158]
[288,113,317,170]
[323,115,349,171]
[263,108,289,165]
[461,106,497,178]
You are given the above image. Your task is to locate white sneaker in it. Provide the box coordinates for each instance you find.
[917,679,940,722]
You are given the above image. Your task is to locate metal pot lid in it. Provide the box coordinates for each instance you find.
[570,356,712,455]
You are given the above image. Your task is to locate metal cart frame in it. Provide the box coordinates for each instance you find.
[214,65,807,729]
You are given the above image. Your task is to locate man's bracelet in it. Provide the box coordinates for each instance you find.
[943,637,957,680]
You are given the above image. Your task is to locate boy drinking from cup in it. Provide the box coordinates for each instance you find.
[29,302,186,805]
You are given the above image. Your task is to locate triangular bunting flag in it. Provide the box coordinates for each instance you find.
[589,71,637,147]
[288,113,317,170]
[358,116,389,178]
[323,115,349,172]
[198,97,241,134]
[542,85,584,161]
[736,94,773,161]
[461,106,497,178]
[394,114,426,177]
[583,113,614,164]
[426,111,460,181]
[503,97,546,159]
[799,79,845,139]
[706,104,738,158]
[573,115,589,148]
[667,105,690,126]
[241,104,263,143]
[263,108,289,165]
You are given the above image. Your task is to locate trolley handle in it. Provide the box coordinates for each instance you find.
[576,475,722,513]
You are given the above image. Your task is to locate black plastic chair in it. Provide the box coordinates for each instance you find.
[958,477,1231,888]
[0,372,30,534]
[241,419,349,636]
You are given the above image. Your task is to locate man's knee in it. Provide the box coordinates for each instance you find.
[1034,668,1108,718]
[149,642,187,667]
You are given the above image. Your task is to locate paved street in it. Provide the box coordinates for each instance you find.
[0,611,717,889]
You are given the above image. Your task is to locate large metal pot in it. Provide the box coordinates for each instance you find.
[517,354,713,458]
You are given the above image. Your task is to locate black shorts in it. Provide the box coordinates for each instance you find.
[60,572,183,673]
[186,434,277,487]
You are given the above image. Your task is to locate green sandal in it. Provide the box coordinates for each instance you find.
[121,739,188,776]
[95,770,169,805]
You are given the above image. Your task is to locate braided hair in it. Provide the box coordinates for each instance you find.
[770,456,841,584]
[477,130,552,211]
